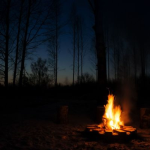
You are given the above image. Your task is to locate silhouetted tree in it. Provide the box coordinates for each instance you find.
[79,17,85,79]
[47,0,62,86]
[4,0,11,87]
[89,37,97,80]
[69,4,86,84]
[75,16,86,83]
[19,0,31,86]
[78,72,95,84]
[104,23,110,81]
[69,3,77,85]
[19,0,50,86]
[88,0,106,85]
[76,16,80,83]
[29,57,52,86]
[13,0,24,86]
[0,0,12,86]
[0,0,19,86]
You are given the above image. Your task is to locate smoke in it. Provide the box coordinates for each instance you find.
[116,79,138,125]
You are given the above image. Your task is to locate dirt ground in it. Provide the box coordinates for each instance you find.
[0,100,150,150]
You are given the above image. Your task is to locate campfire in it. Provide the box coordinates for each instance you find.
[86,94,137,139]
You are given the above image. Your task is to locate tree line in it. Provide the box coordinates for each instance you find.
[0,0,150,88]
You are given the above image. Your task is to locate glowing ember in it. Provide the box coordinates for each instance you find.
[103,94,124,130]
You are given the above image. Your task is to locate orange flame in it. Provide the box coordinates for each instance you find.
[103,94,123,130]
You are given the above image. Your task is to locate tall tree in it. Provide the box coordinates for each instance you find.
[69,3,77,85]
[80,17,84,79]
[19,0,31,86]
[19,0,50,86]
[47,0,62,86]
[13,0,24,86]
[89,37,97,80]
[104,24,110,81]
[0,0,15,86]
[75,16,86,84]
[5,0,11,87]
[76,16,80,83]
[88,0,106,85]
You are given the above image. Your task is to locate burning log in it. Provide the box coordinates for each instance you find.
[122,126,137,135]
[57,105,68,124]
[85,124,137,138]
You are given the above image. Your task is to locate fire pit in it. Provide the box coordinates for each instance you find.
[85,94,137,141]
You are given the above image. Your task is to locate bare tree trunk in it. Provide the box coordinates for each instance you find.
[88,0,106,105]
[19,0,31,86]
[91,0,106,85]
[80,20,83,78]
[5,0,11,87]
[48,0,61,86]
[70,3,77,85]
[77,19,80,83]
[13,0,24,86]
[73,23,76,85]
[105,25,109,81]
[55,8,58,86]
